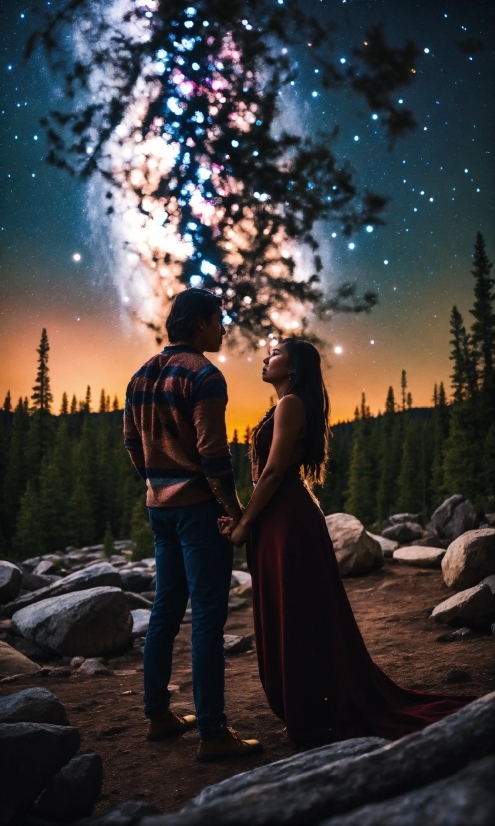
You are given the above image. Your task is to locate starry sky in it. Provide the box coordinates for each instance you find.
[0,0,494,432]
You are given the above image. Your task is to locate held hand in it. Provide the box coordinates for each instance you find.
[217,516,237,537]
[230,522,250,547]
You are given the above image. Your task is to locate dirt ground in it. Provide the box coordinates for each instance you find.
[2,559,495,817]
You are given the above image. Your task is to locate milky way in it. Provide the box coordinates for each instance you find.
[0,0,494,424]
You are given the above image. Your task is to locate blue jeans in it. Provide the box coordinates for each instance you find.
[143,500,233,740]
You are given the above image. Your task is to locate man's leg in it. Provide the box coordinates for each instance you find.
[143,507,189,720]
[178,501,233,740]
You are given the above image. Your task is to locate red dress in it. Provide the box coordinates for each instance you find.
[247,411,475,744]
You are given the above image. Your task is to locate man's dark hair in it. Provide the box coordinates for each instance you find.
[166,288,222,343]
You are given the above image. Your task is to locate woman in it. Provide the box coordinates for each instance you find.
[220,339,474,745]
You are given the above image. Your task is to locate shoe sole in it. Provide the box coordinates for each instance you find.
[197,744,263,762]
[146,721,197,741]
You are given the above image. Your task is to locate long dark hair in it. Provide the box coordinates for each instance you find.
[252,339,331,487]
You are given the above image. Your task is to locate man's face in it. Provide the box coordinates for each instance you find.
[199,306,226,352]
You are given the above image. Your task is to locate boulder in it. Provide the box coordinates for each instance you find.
[7,636,52,663]
[120,568,154,593]
[34,752,103,822]
[393,547,445,569]
[34,559,62,577]
[188,738,388,809]
[125,592,154,611]
[0,640,41,679]
[0,561,22,604]
[2,562,122,618]
[0,687,68,725]
[429,494,478,540]
[318,755,495,826]
[325,514,384,576]
[130,609,151,637]
[0,722,80,813]
[366,533,398,557]
[22,571,62,591]
[11,587,133,657]
[387,513,421,526]
[382,522,423,544]
[431,580,495,629]
[154,693,495,826]
[77,658,113,676]
[441,528,495,590]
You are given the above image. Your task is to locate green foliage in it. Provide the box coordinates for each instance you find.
[103,522,114,558]
[12,480,44,560]
[130,497,154,562]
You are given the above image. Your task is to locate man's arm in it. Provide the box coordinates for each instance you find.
[123,382,147,481]
[192,366,242,521]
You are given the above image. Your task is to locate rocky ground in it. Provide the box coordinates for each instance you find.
[2,557,494,818]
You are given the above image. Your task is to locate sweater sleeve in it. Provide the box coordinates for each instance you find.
[192,365,236,501]
[123,381,147,481]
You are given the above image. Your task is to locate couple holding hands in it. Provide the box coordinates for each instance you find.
[124,288,471,762]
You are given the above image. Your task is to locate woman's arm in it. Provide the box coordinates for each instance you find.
[229,394,305,545]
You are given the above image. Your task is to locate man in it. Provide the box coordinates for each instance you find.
[124,288,261,761]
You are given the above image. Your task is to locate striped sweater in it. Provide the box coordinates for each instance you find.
[124,345,236,508]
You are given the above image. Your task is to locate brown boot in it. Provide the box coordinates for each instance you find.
[146,709,197,741]
[197,726,262,762]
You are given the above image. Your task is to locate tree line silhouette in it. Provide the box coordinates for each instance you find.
[0,233,493,559]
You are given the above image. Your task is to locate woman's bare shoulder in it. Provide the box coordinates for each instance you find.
[275,394,305,421]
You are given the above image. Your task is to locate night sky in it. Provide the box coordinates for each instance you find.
[1,0,494,431]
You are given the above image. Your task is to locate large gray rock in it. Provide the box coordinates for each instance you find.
[441,528,495,590]
[0,561,22,604]
[0,687,68,725]
[382,522,423,544]
[0,722,80,813]
[319,754,495,826]
[81,801,162,824]
[325,514,384,576]
[11,587,133,657]
[387,513,420,526]
[120,569,154,593]
[131,609,151,637]
[366,533,399,556]
[1,562,122,618]
[429,494,478,540]
[34,558,63,577]
[393,547,445,569]
[431,580,495,629]
[7,635,52,663]
[188,739,388,810]
[34,752,103,821]
[153,693,495,826]
[22,571,62,591]
[0,640,41,679]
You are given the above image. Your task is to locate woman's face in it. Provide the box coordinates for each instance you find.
[262,344,291,385]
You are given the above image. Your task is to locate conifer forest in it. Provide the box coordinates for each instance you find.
[1,232,493,561]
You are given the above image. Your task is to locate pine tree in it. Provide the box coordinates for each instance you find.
[99,389,106,414]
[430,381,450,505]
[449,306,477,401]
[67,478,95,547]
[396,419,424,514]
[243,427,251,445]
[1,399,31,544]
[12,480,44,559]
[70,394,77,414]
[60,392,69,415]
[385,386,395,414]
[432,383,438,407]
[103,522,115,558]
[84,386,92,413]
[406,392,413,410]
[130,496,154,561]
[482,423,495,511]
[38,420,73,551]
[105,394,111,413]
[112,395,119,412]
[3,391,12,413]
[31,329,53,412]
[377,386,402,521]
[469,231,495,398]
[345,394,377,525]
[400,370,407,411]
[442,400,484,506]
